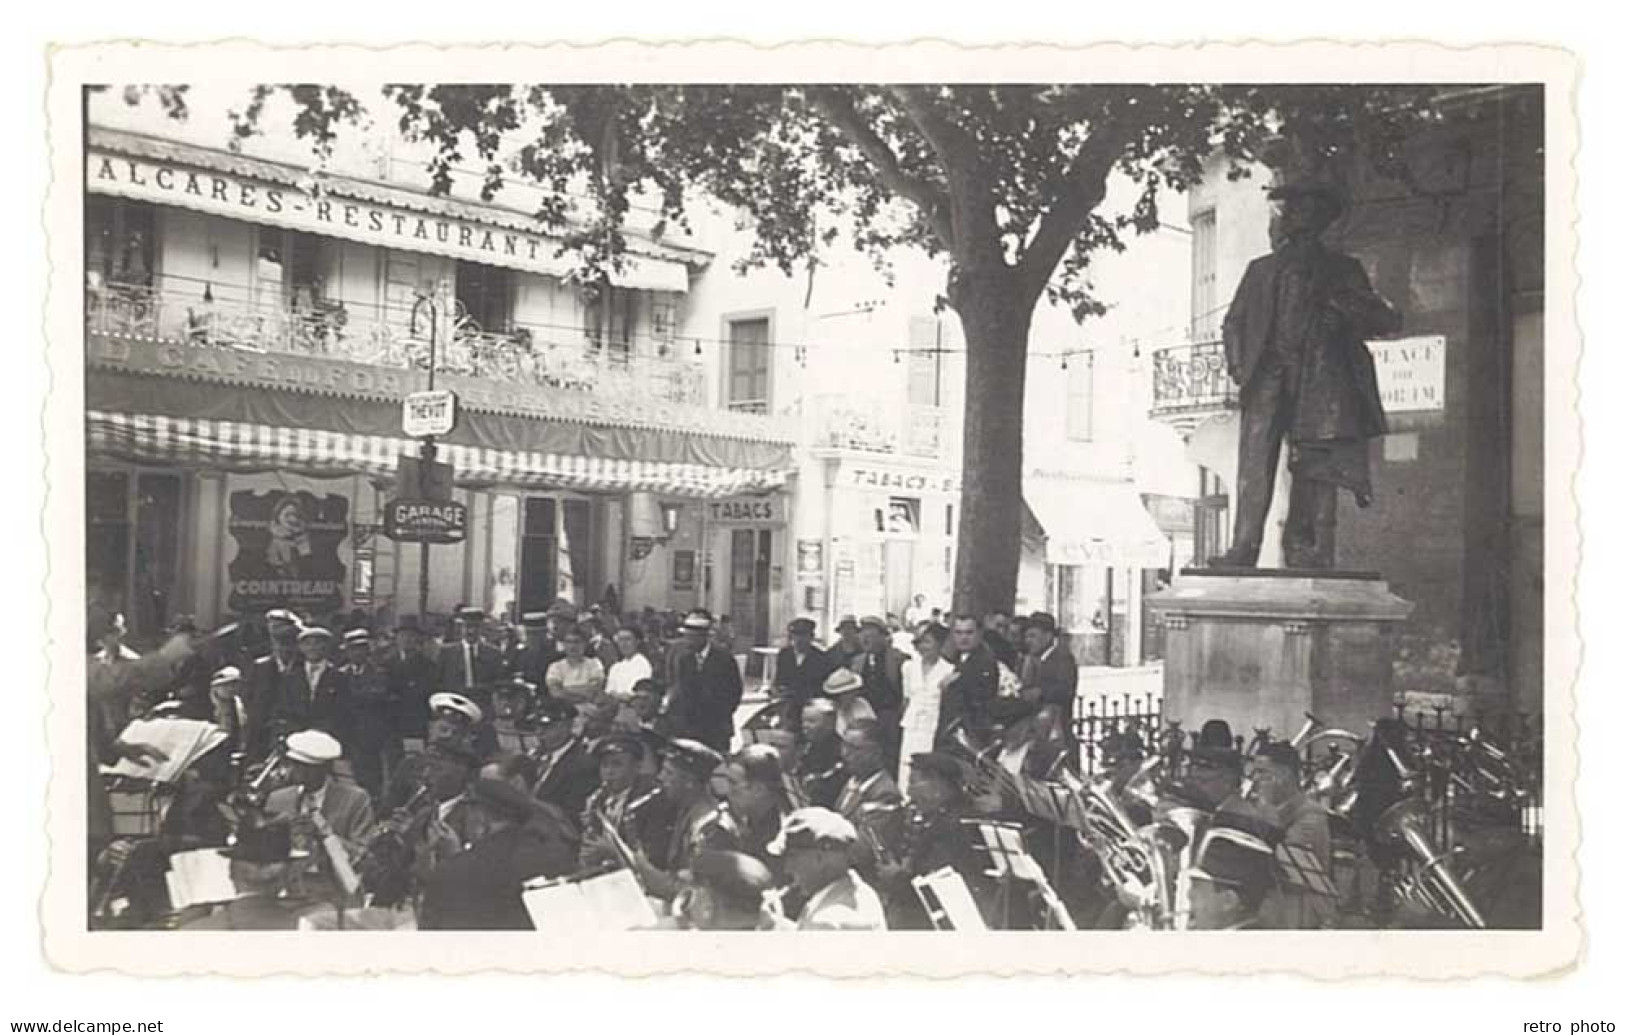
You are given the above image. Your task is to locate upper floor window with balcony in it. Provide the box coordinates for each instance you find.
[255,228,327,312]
[588,287,636,360]
[455,260,513,334]
[725,314,772,415]
[86,196,156,289]
[1066,351,1096,442]
[1191,208,1219,340]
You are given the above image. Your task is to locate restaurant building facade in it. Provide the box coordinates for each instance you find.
[83,116,797,640]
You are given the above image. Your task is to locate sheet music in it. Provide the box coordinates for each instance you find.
[522,869,657,932]
[164,848,237,910]
[913,868,987,931]
[108,718,229,784]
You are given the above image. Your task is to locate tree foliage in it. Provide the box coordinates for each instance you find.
[160,81,1446,611]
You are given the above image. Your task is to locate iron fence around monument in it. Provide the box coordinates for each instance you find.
[1072,693,1164,778]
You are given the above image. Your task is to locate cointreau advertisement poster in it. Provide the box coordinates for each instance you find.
[226,489,351,615]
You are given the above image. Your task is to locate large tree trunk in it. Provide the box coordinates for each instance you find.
[950,274,1034,617]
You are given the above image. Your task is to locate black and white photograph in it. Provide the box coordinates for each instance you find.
[37,41,1579,978]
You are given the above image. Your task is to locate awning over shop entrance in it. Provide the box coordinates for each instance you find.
[87,411,790,498]
[1024,476,1172,569]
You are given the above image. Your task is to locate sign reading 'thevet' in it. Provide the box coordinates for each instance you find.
[402,390,459,438]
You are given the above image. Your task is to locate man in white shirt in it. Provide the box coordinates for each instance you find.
[604,626,654,702]
[765,807,886,931]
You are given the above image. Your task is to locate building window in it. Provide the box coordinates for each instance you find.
[725,315,772,414]
[85,197,156,288]
[588,287,636,359]
[254,228,326,313]
[1191,208,1219,340]
[1066,351,1095,441]
[907,316,944,406]
[455,261,513,333]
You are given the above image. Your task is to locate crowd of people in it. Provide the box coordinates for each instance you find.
[86,598,1338,934]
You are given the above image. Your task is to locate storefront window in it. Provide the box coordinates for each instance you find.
[559,498,594,607]
[519,497,558,615]
[131,473,182,639]
[86,471,131,619]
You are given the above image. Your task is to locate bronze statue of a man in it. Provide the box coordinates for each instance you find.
[1210,178,1403,570]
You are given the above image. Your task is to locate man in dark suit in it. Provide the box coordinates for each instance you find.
[938,614,1002,742]
[773,618,830,732]
[514,612,560,687]
[270,626,353,750]
[1021,611,1078,729]
[666,611,743,753]
[852,616,907,776]
[384,616,438,751]
[245,622,302,762]
[418,779,575,929]
[1211,175,1402,570]
[438,606,506,712]
[529,699,600,819]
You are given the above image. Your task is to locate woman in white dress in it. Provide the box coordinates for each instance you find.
[898,622,952,791]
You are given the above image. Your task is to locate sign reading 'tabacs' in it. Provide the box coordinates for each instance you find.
[384,498,469,544]
[402,389,459,438]
[706,497,783,525]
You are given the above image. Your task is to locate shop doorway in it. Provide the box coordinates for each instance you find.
[728,528,774,647]
[884,539,915,618]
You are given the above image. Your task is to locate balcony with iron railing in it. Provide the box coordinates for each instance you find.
[1148,338,1239,431]
[85,279,709,408]
[807,393,950,461]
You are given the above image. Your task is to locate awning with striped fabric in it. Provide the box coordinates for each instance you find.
[87,411,790,498]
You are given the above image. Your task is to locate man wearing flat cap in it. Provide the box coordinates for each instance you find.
[515,612,562,686]
[530,697,600,819]
[341,627,400,800]
[418,778,564,930]
[438,605,506,702]
[765,807,886,931]
[270,625,353,751]
[244,619,303,763]
[1251,742,1334,930]
[1212,169,1403,570]
[666,610,744,754]
[851,615,907,776]
[579,732,664,871]
[772,617,830,734]
[827,616,863,671]
[631,738,738,902]
[1187,822,1280,930]
[265,729,374,904]
[384,615,438,753]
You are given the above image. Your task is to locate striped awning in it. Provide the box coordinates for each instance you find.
[87,411,789,498]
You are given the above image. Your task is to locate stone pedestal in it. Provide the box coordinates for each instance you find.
[1145,569,1414,742]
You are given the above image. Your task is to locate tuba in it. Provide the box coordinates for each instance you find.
[1373,796,1487,929]
[1060,765,1172,929]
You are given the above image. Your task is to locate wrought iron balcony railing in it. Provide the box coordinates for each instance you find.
[810,393,948,460]
[1148,338,1238,427]
[86,280,708,407]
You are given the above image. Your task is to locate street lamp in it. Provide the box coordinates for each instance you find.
[406,279,470,618]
